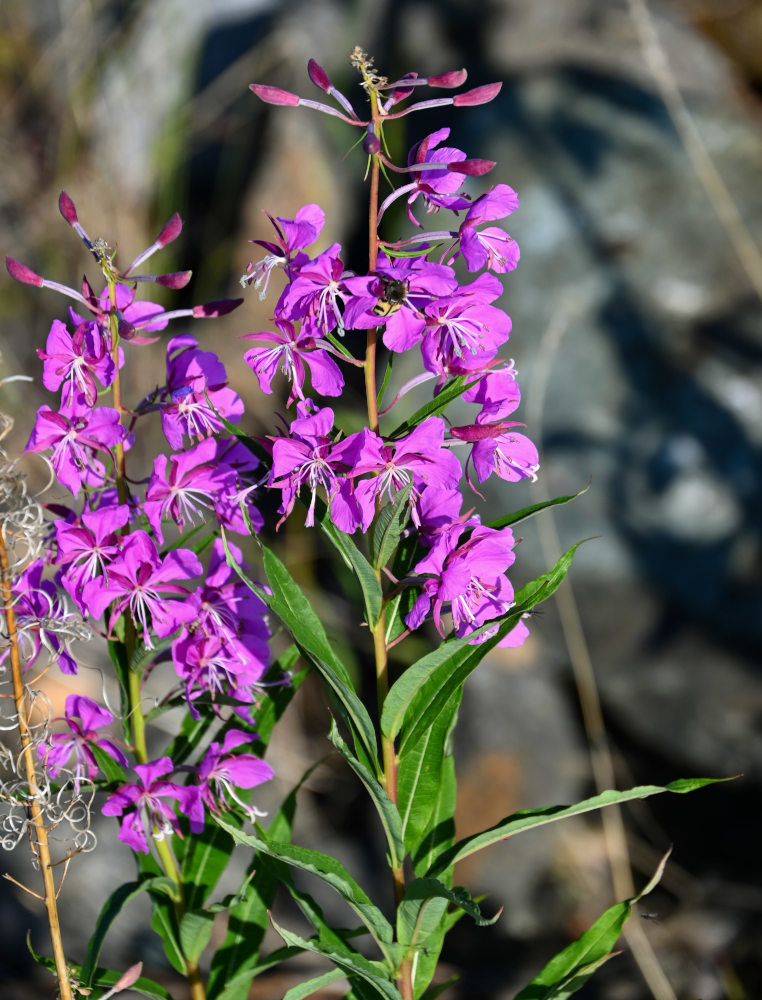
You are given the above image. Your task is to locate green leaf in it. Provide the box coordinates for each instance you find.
[206,758,308,1000]
[128,629,181,676]
[80,876,177,986]
[513,848,673,999]
[215,817,395,954]
[397,879,498,947]
[382,615,521,752]
[512,541,585,610]
[223,535,380,773]
[388,377,467,439]
[180,821,235,912]
[411,756,456,879]
[282,969,348,1000]
[319,502,383,627]
[136,853,186,973]
[369,482,412,570]
[269,914,401,1000]
[180,909,216,964]
[328,719,405,870]
[397,685,461,857]
[383,542,586,752]
[430,778,727,877]
[88,740,130,787]
[486,483,590,531]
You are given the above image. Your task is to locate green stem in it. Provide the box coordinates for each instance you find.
[103,275,207,1000]
[361,78,413,1000]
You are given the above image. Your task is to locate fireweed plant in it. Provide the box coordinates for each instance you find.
[2,48,720,1000]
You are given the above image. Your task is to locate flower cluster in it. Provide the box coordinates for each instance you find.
[243,53,539,645]
[7,199,274,852]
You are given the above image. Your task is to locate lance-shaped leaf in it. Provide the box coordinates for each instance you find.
[329,720,406,870]
[283,969,349,1000]
[389,376,467,439]
[397,685,461,857]
[382,542,584,750]
[269,915,401,1000]
[215,817,395,954]
[206,758,314,1000]
[397,878,498,953]
[429,778,726,878]
[411,756,456,879]
[513,848,672,999]
[221,532,380,774]
[80,876,177,986]
[369,482,412,570]
[486,482,590,530]
[319,500,383,627]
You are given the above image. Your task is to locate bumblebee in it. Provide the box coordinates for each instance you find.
[372,277,408,317]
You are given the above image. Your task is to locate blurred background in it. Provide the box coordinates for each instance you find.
[1,1,761,998]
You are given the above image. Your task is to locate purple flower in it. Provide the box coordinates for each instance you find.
[453,424,539,485]
[182,539,270,657]
[243,317,344,403]
[241,203,325,294]
[456,184,521,273]
[55,501,129,610]
[350,418,462,532]
[268,403,366,528]
[144,437,242,544]
[406,523,520,645]
[26,394,130,496]
[402,128,472,225]
[38,694,127,793]
[38,318,117,406]
[5,559,79,674]
[279,244,348,335]
[82,530,202,647]
[342,259,457,352]
[422,273,511,361]
[160,335,244,449]
[102,757,189,854]
[185,730,274,831]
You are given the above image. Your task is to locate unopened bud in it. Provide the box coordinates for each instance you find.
[193,298,244,318]
[58,190,79,225]
[156,213,183,247]
[156,270,192,289]
[249,84,300,107]
[6,257,44,287]
[447,159,496,177]
[428,69,468,88]
[454,83,502,106]
[308,59,332,93]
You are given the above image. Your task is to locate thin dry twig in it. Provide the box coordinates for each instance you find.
[628,0,762,305]
[526,305,678,1000]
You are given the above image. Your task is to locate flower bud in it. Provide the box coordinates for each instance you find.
[447,159,496,176]
[58,190,79,226]
[308,58,332,93]
[193,298,244,318]
[156,213,183,247]
[6,257,44,287]
[428,69,468,88]
[156,270,192,289]
[363,128,381,155]
[454,83,502,106]
[249,84,300,107]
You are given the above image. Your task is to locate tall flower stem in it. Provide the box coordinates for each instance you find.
[0,531,73,1000]
[361,76,414,1000]
[103,280,207,1000]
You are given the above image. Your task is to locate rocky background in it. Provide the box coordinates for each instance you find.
[1,1,761,998]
